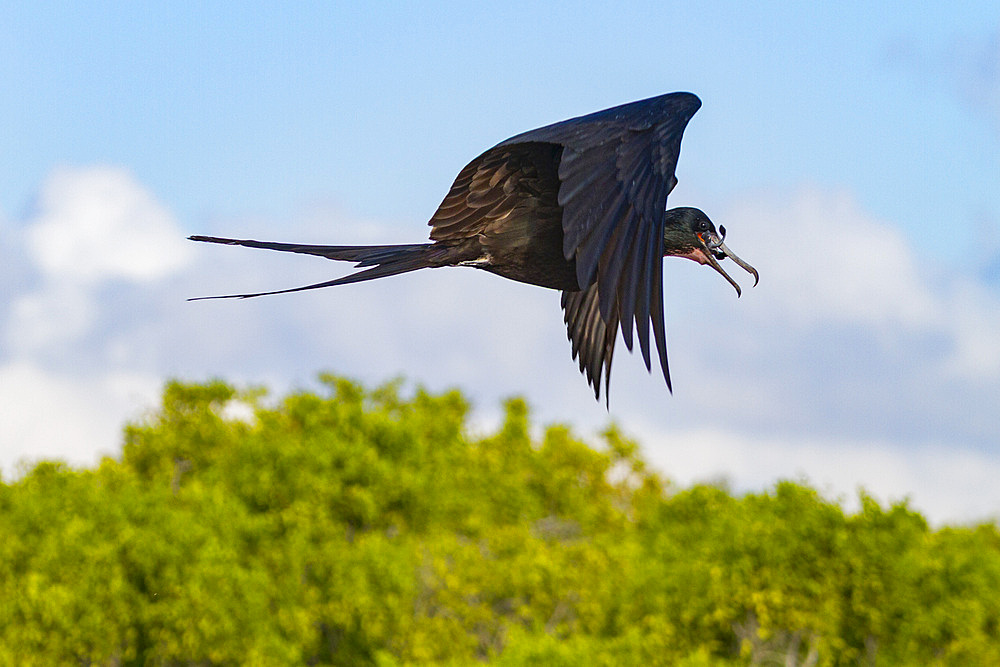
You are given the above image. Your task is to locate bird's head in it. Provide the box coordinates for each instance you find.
[662,207,759,296]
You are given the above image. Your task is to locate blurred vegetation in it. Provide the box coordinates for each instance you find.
[1,374,999,665]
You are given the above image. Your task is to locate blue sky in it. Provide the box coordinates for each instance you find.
[2,3,999,523]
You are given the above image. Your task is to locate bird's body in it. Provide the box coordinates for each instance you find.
[191,92,758,401]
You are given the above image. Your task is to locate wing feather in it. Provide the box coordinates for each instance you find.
[573,182,630,288]
[428,143,561,242]
[596,204,637,321]
[617,217,650,354]
[561,284,619,403]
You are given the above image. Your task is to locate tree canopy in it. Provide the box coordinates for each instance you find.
[1,375,998,665]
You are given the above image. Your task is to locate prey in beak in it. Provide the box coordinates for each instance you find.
[696,225,759,297]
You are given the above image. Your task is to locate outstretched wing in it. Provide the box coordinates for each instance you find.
[505,92,701,396]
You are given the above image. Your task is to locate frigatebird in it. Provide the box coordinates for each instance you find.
[190,92,758,401]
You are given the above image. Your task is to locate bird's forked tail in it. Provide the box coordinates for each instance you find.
[187,236,452,300]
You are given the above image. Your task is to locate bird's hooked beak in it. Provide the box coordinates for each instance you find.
[697,226,759,297]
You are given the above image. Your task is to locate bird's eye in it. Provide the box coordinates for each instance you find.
[699,221,709,232]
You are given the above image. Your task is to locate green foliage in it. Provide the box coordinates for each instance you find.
[1,375,999,665]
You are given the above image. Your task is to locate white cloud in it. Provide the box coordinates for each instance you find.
[642,426,1000,526]
[0,361,161,475]
[695,187,1000,392]
[723,186,939,331]
[940,280,1000,379]
[7,284,94,354]
[25,166,193,283]
[8,167,196,357]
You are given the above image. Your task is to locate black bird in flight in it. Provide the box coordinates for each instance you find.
[190,92,758,401]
